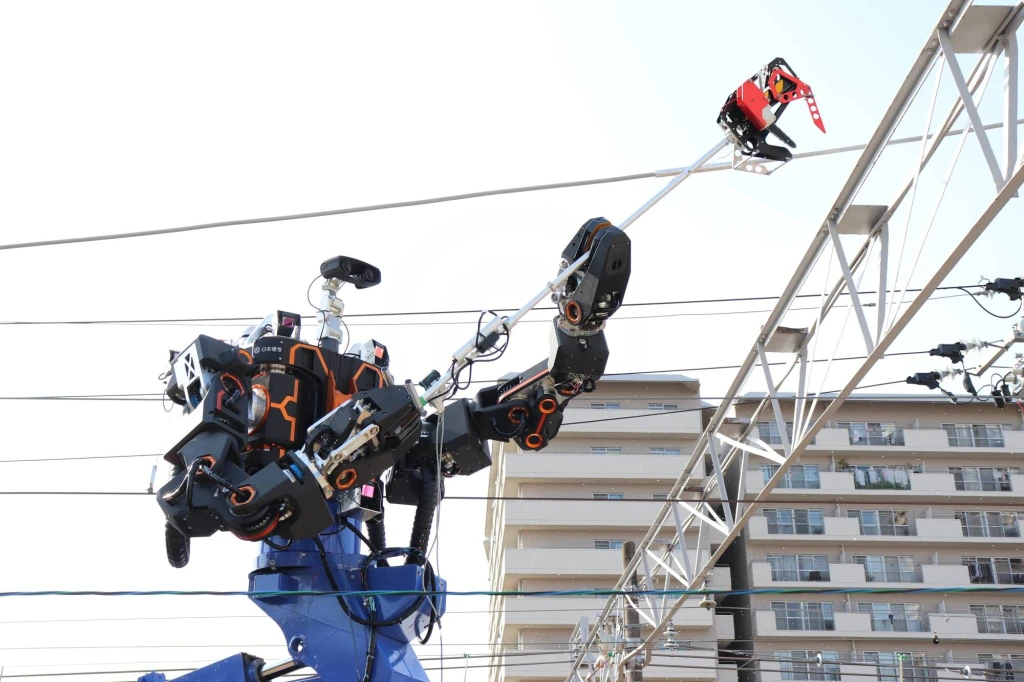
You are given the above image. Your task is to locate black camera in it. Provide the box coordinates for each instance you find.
[321,255,381,289]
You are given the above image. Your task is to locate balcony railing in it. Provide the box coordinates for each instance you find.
[767,522,825,535]
[771,568,831,582]
[860,565,920,583]
[851,468,911,490]
[774,616,836,631]
[976,615,1024,634]
[868,615,928,632]
[961,524,1021,538]
[966,565,1024,585]
[848,427,906,446]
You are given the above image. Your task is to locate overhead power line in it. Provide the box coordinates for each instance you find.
[3,585,1024,599]
[0,349,939,405]
[0,121,1016,252]
[0,284,982,327]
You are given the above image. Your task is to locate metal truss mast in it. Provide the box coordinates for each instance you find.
[566,2,1024,681]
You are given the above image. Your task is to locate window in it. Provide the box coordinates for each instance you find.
[857,602,925,632]
[767,554,830,581]
[649,447,681,456]
[942,423,1006,447]
[776,651,840,681]
[594,540,624,550]
[757,421,793,445]
[847,509,910,536]
[764,508,825,535]
[865,653,936,682]
[652,493,669,500]
[590,402,620,410]
[978,654,1024,682]
[956,511,1021,538]
[837,421,904,446]
[950,467,1018,492]
[591,447,623,455]
[647,403,679,411]
[760,464,820,489]
[972,605,1024,634]
[854,555,917,583]
[592,492,624,500]
[963,557,1024,585]
[770,601,834,630]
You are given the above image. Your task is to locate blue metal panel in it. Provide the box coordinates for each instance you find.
[141,517,444,682]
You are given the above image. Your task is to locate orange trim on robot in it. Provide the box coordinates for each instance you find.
[270,381,300,442]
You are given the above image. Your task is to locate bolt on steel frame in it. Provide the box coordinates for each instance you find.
[564,2,1024,681]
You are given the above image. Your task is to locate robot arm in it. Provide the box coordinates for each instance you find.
[380,218,631,558]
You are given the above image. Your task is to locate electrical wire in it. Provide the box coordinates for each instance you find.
[1,116,1015,253]
[0,284,984,327]
[955,287,1024,319]
[0,349,937,403]
[7,585,1024,599]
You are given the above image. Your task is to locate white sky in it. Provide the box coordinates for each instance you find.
[1,1,1023,680]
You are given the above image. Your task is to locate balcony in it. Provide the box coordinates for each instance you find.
[864,614,929,632]
[502,596,720,630]
[746,470,1024,501]
[504,454,701,485]
[790,427,1024,452]
[560,406,704,436]
[502,500,726,541]
[748,515,1024,545]
[502,650,735,682]
[752,561,978,587]
[755,610,1024,641]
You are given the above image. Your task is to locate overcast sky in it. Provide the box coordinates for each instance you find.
[1,1,1023,680]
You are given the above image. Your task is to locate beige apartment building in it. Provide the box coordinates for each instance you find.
[484,374,738,682]
[485,377,1024,682]
[725,394,1024,682]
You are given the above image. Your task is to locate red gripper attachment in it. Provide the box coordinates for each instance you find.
[766,67,825,134]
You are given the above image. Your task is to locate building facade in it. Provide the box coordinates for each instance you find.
[725,395,1024,682]
[484,375,738,682]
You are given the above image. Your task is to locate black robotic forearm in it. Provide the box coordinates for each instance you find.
[383,217,632,550]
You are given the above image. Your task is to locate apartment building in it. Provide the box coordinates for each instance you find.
[484,374,738,682]
[724,395,1024,682]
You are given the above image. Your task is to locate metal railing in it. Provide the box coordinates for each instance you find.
[847,427,906,446]
[976,615,1024,634]
[868,614,928,632]
[766,522,826,535]
[852,468,911,490]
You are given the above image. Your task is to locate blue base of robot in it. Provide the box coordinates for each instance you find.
[140,521,444,682]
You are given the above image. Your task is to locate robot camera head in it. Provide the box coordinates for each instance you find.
[320,255,381,290]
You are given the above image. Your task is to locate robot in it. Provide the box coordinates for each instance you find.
[144,217,631,682]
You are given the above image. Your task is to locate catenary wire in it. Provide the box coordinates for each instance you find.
[0,119,1014,252]
[0,284,984,327]
[5,585,1024,599]
[0,351,941,403]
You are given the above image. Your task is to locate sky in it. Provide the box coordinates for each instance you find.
[1,0,1023,680]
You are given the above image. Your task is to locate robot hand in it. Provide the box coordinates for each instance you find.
[158,335,334,562]
[301,383,423,493]
[473,217,631,450]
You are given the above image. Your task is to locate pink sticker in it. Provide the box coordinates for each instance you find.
[361,484,375,498]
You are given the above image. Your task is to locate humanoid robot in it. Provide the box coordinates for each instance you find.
[146,217,631,682]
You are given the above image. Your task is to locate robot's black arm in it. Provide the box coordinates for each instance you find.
[383,218,631,557]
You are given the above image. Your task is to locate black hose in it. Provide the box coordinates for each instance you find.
[365,480,388,567]
[164,462,190,568]
[407,465,437,563]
